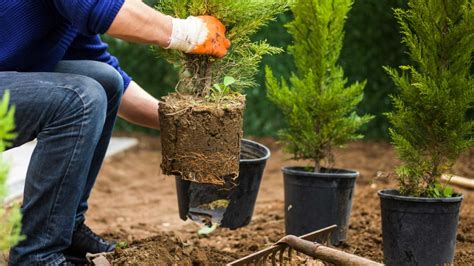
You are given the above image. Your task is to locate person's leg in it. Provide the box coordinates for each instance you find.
[1,72,108,265]
[54,60,124,229]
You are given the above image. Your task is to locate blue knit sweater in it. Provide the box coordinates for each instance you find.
[0,0,132,89]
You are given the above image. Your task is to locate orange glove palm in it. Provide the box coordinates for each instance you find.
[190,16,231,58]
[166,16,231,58]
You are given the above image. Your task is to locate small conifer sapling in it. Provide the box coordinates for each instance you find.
[266,0,373,173]
[385,0,473,198]
[155,0,287,184]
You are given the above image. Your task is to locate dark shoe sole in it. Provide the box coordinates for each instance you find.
[64,254,89,265]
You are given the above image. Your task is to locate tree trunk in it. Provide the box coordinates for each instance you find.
[314,160,321,173]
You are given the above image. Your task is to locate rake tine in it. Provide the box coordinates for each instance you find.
[261,253,269,265]
[271,250,278,266]
[227,226,340,266]
[278,247,285,265]
[288,247,293,265]
[324,232,330,245]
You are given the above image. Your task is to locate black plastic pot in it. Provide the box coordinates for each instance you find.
[378,189,463,266]
[175,139,271,229]
[283,167,357,245]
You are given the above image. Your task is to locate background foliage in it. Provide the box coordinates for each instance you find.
[107,0,409,139]
[0,92,23,252]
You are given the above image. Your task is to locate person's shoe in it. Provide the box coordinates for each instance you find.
[62,259,86,266]
[61,261,77,266]
[64,223,115,264]
[63,256,89,265]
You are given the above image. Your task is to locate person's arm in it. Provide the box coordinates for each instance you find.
[119,81,160,129]
[106,0,172,47]
[53,0,231,58]
[108,0,231,58]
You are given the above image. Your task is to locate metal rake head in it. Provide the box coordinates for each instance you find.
[227,225,337,266]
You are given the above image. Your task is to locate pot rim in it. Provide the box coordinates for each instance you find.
[378,189,463,203]
[240,139,271,163]
[282,166,359,178]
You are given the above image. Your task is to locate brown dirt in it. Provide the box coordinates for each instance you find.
[159,93,245,185]
[107,232,237,265]
[87,133,474,264]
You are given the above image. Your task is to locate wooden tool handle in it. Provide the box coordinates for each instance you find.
[442,174,474,190]
[278,235,382,266]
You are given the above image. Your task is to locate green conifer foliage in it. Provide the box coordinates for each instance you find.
[154,0,287,97]
[385,0,473,198]
[266,0,373,172]
[0,91,23,252]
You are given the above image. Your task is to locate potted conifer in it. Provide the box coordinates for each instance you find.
[379,1,473,265]
[266,0,372,244]
[155,0,286,229]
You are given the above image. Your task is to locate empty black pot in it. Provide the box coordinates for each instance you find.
[175,139,271,229]
[283,167,357,245]
[378,189,463,266]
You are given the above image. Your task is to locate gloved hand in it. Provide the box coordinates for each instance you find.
[166,16,231,58]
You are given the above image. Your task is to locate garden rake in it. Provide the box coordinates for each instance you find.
[228,225,382,266]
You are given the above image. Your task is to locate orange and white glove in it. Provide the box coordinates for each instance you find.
[166,16,231,58]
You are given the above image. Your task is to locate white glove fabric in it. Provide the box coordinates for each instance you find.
[165,16,209,53]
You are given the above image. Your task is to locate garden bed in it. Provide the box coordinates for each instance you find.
[87,133,474,264]
[107,232,237,265]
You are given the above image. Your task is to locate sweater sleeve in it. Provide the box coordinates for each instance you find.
[53,0,125,35]
[64,34,132,90]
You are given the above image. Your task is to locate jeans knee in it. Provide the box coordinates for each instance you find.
[95,62,124,94]
[54,61,124,109]
[68,76,108,128]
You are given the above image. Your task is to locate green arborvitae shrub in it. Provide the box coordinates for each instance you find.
[108,1,408,138]
[0,91,23,252]
[266,0,373,172]
[385,0,473,198]
[154,0,287,98]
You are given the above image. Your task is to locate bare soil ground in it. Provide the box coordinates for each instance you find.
[87,133,474,265]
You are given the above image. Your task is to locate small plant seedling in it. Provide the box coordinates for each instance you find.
[206,76,237,104]
[115,241,129,251]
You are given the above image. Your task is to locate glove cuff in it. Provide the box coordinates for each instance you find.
[165,16,209,53]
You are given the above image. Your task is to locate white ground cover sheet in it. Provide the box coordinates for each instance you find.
[3,137,138,203]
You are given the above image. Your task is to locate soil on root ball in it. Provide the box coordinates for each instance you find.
[159,93,245,185]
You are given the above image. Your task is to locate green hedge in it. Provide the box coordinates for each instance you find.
[109,0,408,139]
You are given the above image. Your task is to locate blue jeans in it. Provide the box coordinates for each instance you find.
[0,60,124,265]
